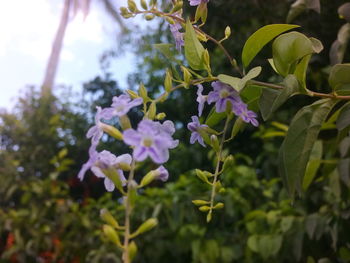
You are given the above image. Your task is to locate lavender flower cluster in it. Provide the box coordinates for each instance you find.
[78,94,178,192]
[188,81,259,147]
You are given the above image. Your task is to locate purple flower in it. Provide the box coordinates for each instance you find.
[78,150,131,192]
[101,94,143,119]
[187,116,208,147]
[207,81,241,113]
[154,165,169,182]
[123,119,178,164]
[170,22,184,52]
[207,81,259,126]
[86,107,105,150]
[233,102,259,127]
[189,0,209,6]
[196,84,206,117]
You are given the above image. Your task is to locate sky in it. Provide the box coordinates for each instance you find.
[0,0,135,109]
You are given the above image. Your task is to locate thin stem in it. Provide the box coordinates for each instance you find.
[122,159,136,263]
[209,115,231,214]
[251,80,350,100]
[134,10,243,76]
[133,10,350,101]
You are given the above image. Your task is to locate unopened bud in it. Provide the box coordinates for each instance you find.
[126,89,139,99]
[224,26,231,38]
[213,202,224,209]
[140,0,147,10]
[171,1,183,13]
[210,135,220,152]
[156,112,166,120]
[101,123,123,140]
[100,209,122,229]
[131,218,158,238]
[164,70,173,92]
[145,14,155,20]
[103,225,122,247]
[127,0,137,12]
[199,205,210,212]
[146,101,157,120]
[192,200,210,206]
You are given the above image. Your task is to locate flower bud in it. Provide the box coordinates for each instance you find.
[199,205,210,212]
[164,69,173,92]
[139,170,157,187]
[225,26,231,39]
[140,0,147,10]
[145,14,155,20]
[222,155,234,172]
[103,224,122,248]
[181,66,192,88]
[138,83,149,101]
[213,202,224,209]
[126,89,139,99]
[171,1,183,13]
[156,112,166,120]
[127,0,138,12]
[101,123,123,140]
[192,200,210,206]
[131,218,158,238]
[128,241,138,262]
[146,101,157,120]
[100,209,122,229]
[120,115,132,130]
[210,135,220,152]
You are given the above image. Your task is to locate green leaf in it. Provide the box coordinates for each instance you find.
[293,54,311,92]
[272,31,314,77]
[258,235,283,259]
[205,108,226,127]
[184,19,205,70]
[153,43,179,63]
[287,0,320,23]
[240,85,262,112]
[279,99,337,198]
[281,216,294,232]
[217,74,241,91]
[247,235,259,253]
[337,101,350,131]
[259,75,300,120]
[329,64,350,95]
[242,24,300,68]
[239,66,262,90]
[302,140,323,191]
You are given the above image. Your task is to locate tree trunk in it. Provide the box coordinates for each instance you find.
[42,0,71,98]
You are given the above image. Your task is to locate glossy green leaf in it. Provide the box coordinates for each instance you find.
[242,24,300,68]
[302,140,323,191]
[239,66,262,90]
[240,84,262,112]
[329,64,350,95]
[273,31,314,77]
[293,54,311,92]
[259,75,299,120]
[279,99,337,198]
[184,19,205,70]
[336,101,350,131]
[217,74,240,91]
[205,108,226,127]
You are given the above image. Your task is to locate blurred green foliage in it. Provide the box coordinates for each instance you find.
[1,0,350,262]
